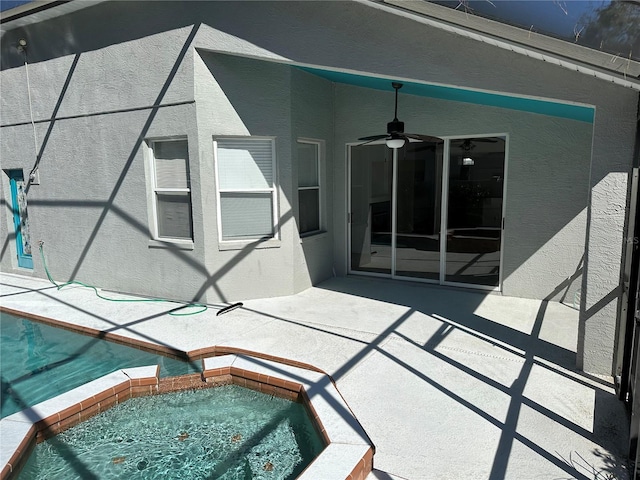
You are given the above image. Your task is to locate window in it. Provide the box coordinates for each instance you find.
[149,139,193,241]
[215,137,277,242]
[297,140,321,235]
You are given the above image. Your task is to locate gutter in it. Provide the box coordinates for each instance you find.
[0,1,69,24]
[0,0,106,36]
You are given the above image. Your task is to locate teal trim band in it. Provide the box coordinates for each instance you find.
[298,66,595,123]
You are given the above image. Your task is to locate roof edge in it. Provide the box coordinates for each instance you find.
[376,0,640,91]
[0,0,106,35]
[0,0,68,24]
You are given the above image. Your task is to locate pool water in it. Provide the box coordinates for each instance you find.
[1,312,197,418]
[18,385,324,480]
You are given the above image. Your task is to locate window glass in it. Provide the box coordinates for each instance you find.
[217,139,273,190]
[220,193,274,239]
[298,189,320,234]
[154,140,190,189]
[156,192,193,239]
[150,139,193,241]
[297,141,322,236]
[216,138,276,242]
[298,143,318,187]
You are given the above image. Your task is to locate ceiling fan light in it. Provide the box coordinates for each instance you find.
[386,137,405,149]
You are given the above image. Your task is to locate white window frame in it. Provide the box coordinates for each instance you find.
[144,137,194,248]
[214,136,279,246]
[297,138,323,237]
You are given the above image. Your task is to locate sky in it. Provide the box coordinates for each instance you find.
[431,0,639,60]
[432,0,603,33]
[0,0,31,13]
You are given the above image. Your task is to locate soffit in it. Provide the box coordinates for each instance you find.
[298,65,595,123]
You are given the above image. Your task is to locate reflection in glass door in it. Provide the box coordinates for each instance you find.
[394,141,444,280]
[349,136,506,289]
[445,138,505,287]
[350,144,393,275]
[8,170,33,269]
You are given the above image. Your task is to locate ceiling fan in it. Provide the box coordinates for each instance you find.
[453,138,498,152]
[358,82,441,149]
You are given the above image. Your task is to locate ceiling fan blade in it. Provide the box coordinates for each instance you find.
[356,137,388,147]
[403,133,444,143]
[357,134,388,142]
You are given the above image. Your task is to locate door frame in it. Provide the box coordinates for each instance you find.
[440,133,509,291]
[7,169,33,269]
[346,133,509,291]
[347,140,394,280]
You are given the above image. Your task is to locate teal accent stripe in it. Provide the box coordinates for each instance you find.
[298,66,594,123]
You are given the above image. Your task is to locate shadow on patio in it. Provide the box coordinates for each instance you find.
[0,272,632,479]
[236,275,631,479]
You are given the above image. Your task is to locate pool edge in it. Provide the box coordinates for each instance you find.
[1,355,374,479]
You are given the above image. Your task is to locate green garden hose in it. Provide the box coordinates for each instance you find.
[38,241,208,316]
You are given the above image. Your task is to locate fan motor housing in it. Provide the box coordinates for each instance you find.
[387,119,404,134]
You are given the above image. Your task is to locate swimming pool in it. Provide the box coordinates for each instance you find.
[1,351,374,479]
[0,312,196,418]
[18,384,324,479]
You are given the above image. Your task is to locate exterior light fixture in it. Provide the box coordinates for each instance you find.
[386,136,405,149]
[462,157,474,166]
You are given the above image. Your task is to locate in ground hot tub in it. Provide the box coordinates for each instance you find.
[1,355,374,480]
[19,384,323,479]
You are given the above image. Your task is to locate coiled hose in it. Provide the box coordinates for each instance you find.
[38,241,208,316]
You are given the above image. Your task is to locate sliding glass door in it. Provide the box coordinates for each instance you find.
[350,144,393,275]
[394,141,444,281]
[349,136,506,289]
[445,138,505,286]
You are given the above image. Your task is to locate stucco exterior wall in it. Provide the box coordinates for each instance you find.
[191,54,335,302]
[291,69,335,290]
[1,0,638,373]
[579,95,640,374]
[184,0,638,375]
[193,51,297,303]
[1,14,204,302]
[332,85,592,302]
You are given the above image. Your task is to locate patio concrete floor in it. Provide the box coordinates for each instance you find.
[0,272,631,479]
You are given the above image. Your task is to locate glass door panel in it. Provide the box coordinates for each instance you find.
[350,144,393,275]
[8,170,33,269]
[395,140,444,280]
[445,137,505,286]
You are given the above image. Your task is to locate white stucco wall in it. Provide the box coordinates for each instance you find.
[291,68,335,289]
[332,85,592,301]
[191,53,335,302]
[184,0,638,375]
[1,15,205,302]
[1,0,637,373]
[194,51,297,303]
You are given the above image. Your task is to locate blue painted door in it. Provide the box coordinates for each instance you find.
[8,170,33,269]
